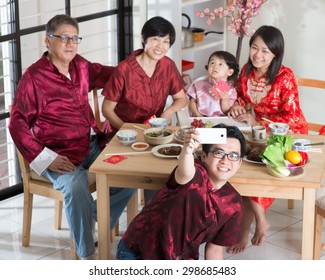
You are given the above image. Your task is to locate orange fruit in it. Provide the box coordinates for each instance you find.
[285,150,302,165]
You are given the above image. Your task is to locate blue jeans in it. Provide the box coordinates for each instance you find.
[42,137,137,258]
[116,239,142,260]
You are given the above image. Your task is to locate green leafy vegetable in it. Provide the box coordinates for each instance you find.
[261,135,295,176]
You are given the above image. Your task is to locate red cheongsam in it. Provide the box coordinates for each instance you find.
[237,64,308,211]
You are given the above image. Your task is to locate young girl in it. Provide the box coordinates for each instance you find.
[187,51,239,117]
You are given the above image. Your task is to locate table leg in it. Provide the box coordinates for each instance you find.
[97,173,110,260]
[301,188,316,260]
[127,191,139,224]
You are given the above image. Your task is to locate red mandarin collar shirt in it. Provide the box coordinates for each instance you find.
[122,160,243,260]
[102,49,186,137]
[9,52,114,165]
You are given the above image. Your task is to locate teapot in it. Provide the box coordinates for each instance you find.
[181,13,194,48]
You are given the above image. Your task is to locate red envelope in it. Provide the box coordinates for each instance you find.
[104,155,127,164]
[143,115,156,124]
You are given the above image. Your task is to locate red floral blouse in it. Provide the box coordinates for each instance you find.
[237,64,308,134]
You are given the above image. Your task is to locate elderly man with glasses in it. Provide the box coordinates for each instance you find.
[116,124,246,260]
[9,14,136,260]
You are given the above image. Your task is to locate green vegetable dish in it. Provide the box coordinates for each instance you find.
[261,135,295,177]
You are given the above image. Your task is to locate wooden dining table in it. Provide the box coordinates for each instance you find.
[89,123,325,260]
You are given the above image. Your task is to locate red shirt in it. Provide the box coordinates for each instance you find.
[122,160,243,260]
[237,64,308,134]
[9,52,114,164]
[102,49,186,137]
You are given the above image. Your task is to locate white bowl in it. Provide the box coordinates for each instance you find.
[131,142,149,151]
[116,129,138,145]
[269,122,290,135]
[292,139,311,151]
[149,118,169,128]
[143,127,174,145]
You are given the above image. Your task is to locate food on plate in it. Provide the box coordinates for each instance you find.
[246,145,266,162]
[190,118,214,128]
[158,145,182,156]
[244,134,266,162]
[146,130,172,138]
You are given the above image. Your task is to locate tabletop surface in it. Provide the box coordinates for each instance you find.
[90,123,325,189]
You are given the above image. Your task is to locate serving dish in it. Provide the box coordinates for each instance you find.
[262,159,305,178]
[151,144,183,158]
[243,156,265,165]
[143,127,174,145]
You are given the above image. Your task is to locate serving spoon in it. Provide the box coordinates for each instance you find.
[294,141,324,146]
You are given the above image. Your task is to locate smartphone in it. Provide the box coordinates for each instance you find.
[196,128,227,144]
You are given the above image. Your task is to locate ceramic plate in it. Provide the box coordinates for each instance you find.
[243,156,265,165]
[151,143,183,158]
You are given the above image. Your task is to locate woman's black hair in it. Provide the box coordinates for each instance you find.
[141,16,176,48]
[201,123,246,158]
[246,25,284,84]
[205,51,239,86]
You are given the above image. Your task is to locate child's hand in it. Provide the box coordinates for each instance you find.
[217,89,228,100]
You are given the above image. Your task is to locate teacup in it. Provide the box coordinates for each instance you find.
[252,125,267,141]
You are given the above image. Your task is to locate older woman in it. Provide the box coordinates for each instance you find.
[102,16,187,202]
[101,16,187,138]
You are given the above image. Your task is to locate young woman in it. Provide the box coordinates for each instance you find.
[228,25,308,254]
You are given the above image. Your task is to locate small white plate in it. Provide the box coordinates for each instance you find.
[151,143,183,158]
[243,156,265,164]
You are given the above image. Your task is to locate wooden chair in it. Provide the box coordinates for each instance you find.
[286,78,325,209]
[296,77,325,134]
[15,89,112,259]
[18,149,96,260]
[294,77,325,258]
[314,187,325,259]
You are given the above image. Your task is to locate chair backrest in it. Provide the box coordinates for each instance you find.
[90,88,106,132]
[296,77,325,134]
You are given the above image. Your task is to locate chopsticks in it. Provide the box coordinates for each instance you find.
[308,148,323,153]
[132,125,146,130]
[104,151,152,156]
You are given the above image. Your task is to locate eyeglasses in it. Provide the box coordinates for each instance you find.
[48,34,82,44]
[209,149,241,162]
